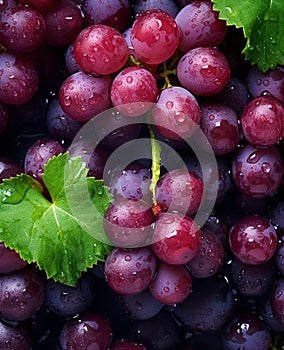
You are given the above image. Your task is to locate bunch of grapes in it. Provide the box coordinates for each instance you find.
[1,0,284,349]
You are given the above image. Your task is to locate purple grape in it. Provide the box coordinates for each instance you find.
[231,143,284,198]
[74,24,129,76]
[104,247,157,295]
[46,98,85,144]
[82,0,131,32]
[155,169,203,216]
[174,276,234,332]
[186,228,224,278]
[58,71,112,121]
[0,242,28,273]
[175,1,227,52]
[0,52,38,105]
[177,47,231,96]
[0,266,45,321]
[18,0,56,13]
[0,319,31,350]
[103,197,155,248]
[258,292,284,333]
[43,0,84,47]
[151,212,201,265]
[229,216,278,265]
[229,257,276,296]
[200,102,240,155]
[275,242,284,275]
[246,64,284,104]
[220,313,271,350]
[59,313,112,350]
[117,287,163,320]
[0,0,17,12]
[134,0,179,18]
[151,86,202,140]
[130,10,179,65]
[0,156,23,182]
[64,43,80,74]
[111,340,149,350]
[110,66,158,117]
[0,5,46,53]
[149,262,192,304]
[269,201,284,236]
[270,277,284,323]
[44,272,96,317]
[241,95,284,146]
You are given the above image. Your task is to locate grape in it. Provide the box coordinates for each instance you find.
[0,5,46,53]
[111,340,148,350]
[17,0,56,13]
[0,242,28,273]
[59,313,112,350]
[0,320,31,350]
[73,24,129,76]
[110,66,158,117]
[175,1,227,52]
[104,247,157,295]
[46,98,85,144]
[200,102,240,155]
[258,292,284,333]
[229,257,276,296]
[229,216,278,265]
[151,212,201,265]
[44,272,96,317]
[134,0,179,18]
[43,0,84,47]
[220,313,271,350]
[0,156,23,182]
[130,9,179,65]
[270,277,284,323]
[240,95,284,146]
[58,71,112,121]
[177,47,231,96]
[246,64,284,104]
[0,102,8,136]
[0,0,17,12]
[0,52,38,105]
[82,0,131,32]
[117,287,163,320]
[149,262,192,304]
[103,197,155,248]
[151,86,202,140]
[64,43,80,74]
[186,228,224,278]
[0,266,45,321]
[231,143,284,198]
[174,276,234,332]
[275,242,284,275]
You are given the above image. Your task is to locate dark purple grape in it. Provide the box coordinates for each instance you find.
[0,5,46,53]
[175,0,227,52]
[275,242,284,275]
[0,102,8,136]
[59,313,112,350]
[231,143,284,198]
[65,43,80,74]
[149,262,192,305]
[44,272,96,317]
[269,201,284,236]
[220,313,271,350]
[229,257,276,296]
[117,288,163,320]
[0,52,38,105]
[0,242,28,273]
[0,319,31,350]
[46,98,85,144]
[18,0,56,13]
[232,191,274,217]
[0,266,45,321]
[0,156,23,182]
[177,47,231,96]
[246,64,284,104]
[155,169,204,216]
[200,102,240,155]
[258,291,284,333]
[186,228,224,278]
[104,247,157,295]
[134,0,179,18]
[270,277,284,323]
[74,24,129,76]
[43,0,84,47]
[229,216,278,265]
[151,212,201,265]
[128,309,180,350]
[103,197,155,248]
[241,95,284,146]
[82,0,131,32]
[111,340,148,350]
[108,162,152,203]
[174,276,234,332]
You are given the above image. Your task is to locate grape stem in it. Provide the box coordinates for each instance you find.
[129,54,141,67]
[148,125,161,207]
[160,62,176,90]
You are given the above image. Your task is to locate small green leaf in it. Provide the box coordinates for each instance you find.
[212,0,284,71]
[0,153,112,286]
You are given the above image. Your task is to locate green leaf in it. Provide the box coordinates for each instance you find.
[0,153,112,286]
[212,0,284,71]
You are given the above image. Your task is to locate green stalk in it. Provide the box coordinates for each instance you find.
[148,125,161,207]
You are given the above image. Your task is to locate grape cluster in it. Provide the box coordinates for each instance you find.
[0,0,284,349]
